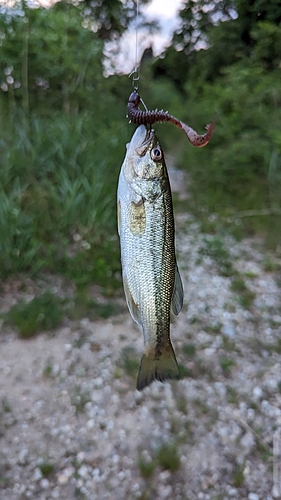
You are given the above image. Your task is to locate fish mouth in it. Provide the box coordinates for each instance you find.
[135,128,155,157]
[126,125,155,158]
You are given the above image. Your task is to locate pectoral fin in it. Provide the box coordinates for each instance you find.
[123,276,141,325]
[171,263,184,315]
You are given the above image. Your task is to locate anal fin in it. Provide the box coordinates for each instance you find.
[171,263,184,315]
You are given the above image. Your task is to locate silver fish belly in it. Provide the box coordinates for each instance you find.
[117,125,183,390]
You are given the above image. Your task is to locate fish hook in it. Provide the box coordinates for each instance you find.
[127,88,214,147]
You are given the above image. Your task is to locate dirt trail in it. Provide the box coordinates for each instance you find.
[1,169,281,500]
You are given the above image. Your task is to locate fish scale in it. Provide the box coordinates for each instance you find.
[117,125,184,390]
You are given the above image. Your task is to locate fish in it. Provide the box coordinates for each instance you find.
[117,124,184,391]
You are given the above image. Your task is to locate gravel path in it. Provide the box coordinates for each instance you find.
[0,171,281,500]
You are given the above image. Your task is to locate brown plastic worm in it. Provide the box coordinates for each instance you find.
[127,89,214,147]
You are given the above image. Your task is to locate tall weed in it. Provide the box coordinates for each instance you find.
[0,109,128,286]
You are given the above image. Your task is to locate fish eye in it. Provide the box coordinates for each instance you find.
[151,147,162,161]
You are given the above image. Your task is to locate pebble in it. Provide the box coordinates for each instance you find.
[32,468,43,481]
[40,478,50,489]
[248,493,259,500]
[18,448,29,465]
[240,432,255,452]
[57,474,68,485]
[253,386,263,399]
[221,324,235,337]
[78,465,88,478]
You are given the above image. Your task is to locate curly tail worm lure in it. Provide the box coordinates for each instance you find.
[127,88,214,147]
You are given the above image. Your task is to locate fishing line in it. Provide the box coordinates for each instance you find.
[129,0,140,89]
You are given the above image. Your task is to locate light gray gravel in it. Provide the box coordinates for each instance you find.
[0,175,281,499]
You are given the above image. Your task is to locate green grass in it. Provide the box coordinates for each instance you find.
[156,443,180,472]
[138,457,156,479]
[226,385,240,404]
[182,343,196,357]
[1,397,12,414]
[231,277,256,309]
[4,292,65,338]
[263,258,281,272]
[232,463,245,487]
[0,110,126,291]
[198,236,236,277]
[176,395,188,414]
[117,346,140,378]
[219,356,236,376]
[69,289,124,321]
[39,462,55,477]
[43,364,53,378]
[222,335,237,352]
[204,323,222,334]
[2,284,125,339]
[71,387,91,414]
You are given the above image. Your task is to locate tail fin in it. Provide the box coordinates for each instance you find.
[136,343,180,391]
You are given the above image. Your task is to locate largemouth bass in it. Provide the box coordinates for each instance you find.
[117,125,184,391]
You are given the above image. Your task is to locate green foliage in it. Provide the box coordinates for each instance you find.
[0,3,104,112]
[263,257,281,272]
[5,292,65,338]
[219,356,236,376]
[138,457,156,479]
[117,347,140,378]
[232,462,245,487]
[39,461,55,477]
[1,397,12,414]
[156,443,180,472]
[171,60,281,246]
[198,236,235,276]
[0,110,126,285]
[182,343,196,358]
[71,387,91,414]
[0,2,131,292]
[69,290,122,321]
[226,385,239,404]
[231,277,256,309]
[150,1,281,249]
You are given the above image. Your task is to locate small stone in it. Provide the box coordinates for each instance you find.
[77,451,85,462]
[80,318,90,327]
[52,363,60,376]
[248,493,259,500]
[272,485,281,498]
[86,419,95,429]
[253,386,263,399]
[58,474,68,484]
[40,478,50,489]
[93,377,103,388]
[241,432,255,452]
[221,323,235,337]
[63,466,75,478]
[78,465,88,478]
[18,448,29,465]
[247,408,255,422]
[32,468,43,481]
